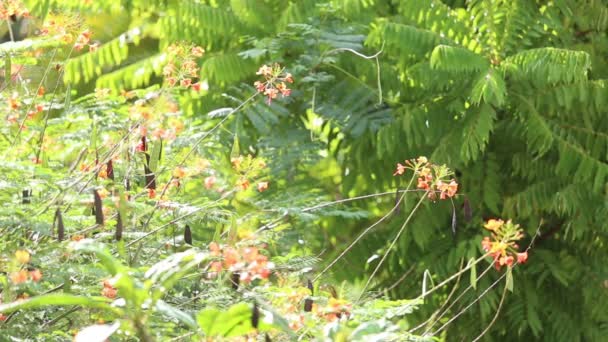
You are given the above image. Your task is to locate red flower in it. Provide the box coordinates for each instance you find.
[180,78,192,88]
[516,252,528,264]
[30,269,42,282]
[191,82,202,91]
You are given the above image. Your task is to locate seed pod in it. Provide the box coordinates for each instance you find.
[304,279,313,312]
[251,302,259,329]
[231,272,240,290]
[55,208,64,241]
[144,164,156,189]
[115,213,123,241]
[93,190,104,225]
[265,334,272,342]
[184,225,192,245]
[107,160,114,180]
[22,189,31,204]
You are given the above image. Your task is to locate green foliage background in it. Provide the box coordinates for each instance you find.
[1,0,607,340]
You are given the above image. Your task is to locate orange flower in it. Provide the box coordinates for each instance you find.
[393,163,406,176]
[191,46,205,57]
[237,177,250,190]
[417,178,429,190]
[231,156,243,169]
[204,176,216,189]
[516,252,528,264]
[37,86,45,96]
[101,279,117,299]
[484,219,504,232]
[446,180,458,197]
[209,242,221,256]
[71,235,84,242]
[172,167,186,179]
[101,286,117,299]
[148,188,156,199]
[30,269,42,282]
[257,181,269,192]
[15,250,30,264]
[481,237,492,252]
[499,255,514,267]
[10,270,29,284]
[0,313,7,321]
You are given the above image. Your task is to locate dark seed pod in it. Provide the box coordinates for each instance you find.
[304,298,313,312]
[107,160,114,180]
[22,189,32,204]
[93,190,104,225]
[251,302,259,329]
[231,272,240,290]
[184,225,192,245]
[55,208,64,241]
[115,213,123,241]
[144,164,156,189]
[304,279,313,312]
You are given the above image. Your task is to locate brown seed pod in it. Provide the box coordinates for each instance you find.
[55,208,64,241]
[184,225,192,245]
[251,302,259,329]
[22,189,31,204]
[115,213,123,241]
[93,190,104,225]
[231,272,240,290]
[107,160,114,180]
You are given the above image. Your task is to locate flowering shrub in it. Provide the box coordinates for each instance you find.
[0,3,533,341]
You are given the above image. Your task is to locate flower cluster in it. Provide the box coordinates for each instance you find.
[0,0,29,20]
[101,279,117,299]
[254,63,293,104]
[5,92,45,128]
[393,156,458,200]
[481,219,528,270]
[39,16,96,51]
[230,154,269,192]
[207,243,274,284]
[163,43,205,90]
[9,250,42,285]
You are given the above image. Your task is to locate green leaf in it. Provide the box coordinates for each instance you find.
[197,303,254,337]
[506,266,514,292]
[148,139,162,173]
[72,241,122,275]
[0,294,118,314]
[469,257,477,290]
[155,300,197,329]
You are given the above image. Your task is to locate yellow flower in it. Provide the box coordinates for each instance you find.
[15,250,30,264]
[484,219,504,232]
